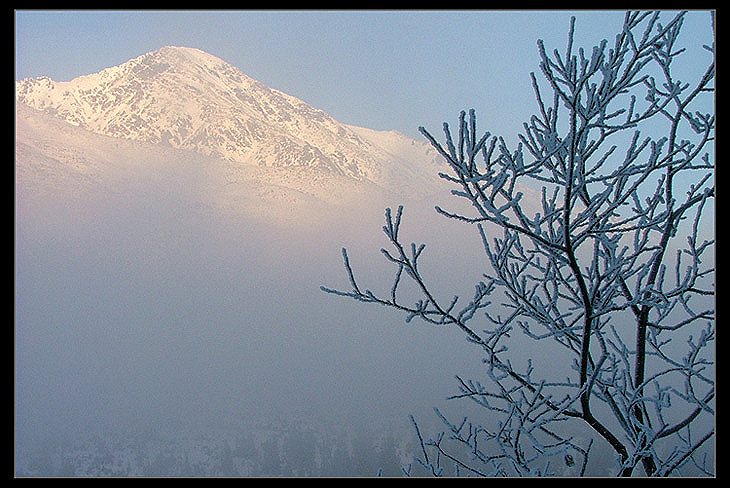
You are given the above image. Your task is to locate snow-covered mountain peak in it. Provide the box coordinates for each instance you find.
[153,45,222,63]
[16,46,446,198]
[120,45,260,91]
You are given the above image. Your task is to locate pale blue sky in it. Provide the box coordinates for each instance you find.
[15,10,713,140]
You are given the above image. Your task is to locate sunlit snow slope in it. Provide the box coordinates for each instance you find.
[16,45,446,214]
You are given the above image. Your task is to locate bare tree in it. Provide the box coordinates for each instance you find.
[322,10,714,476]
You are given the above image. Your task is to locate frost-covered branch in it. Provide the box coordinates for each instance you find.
[323,9,713,477]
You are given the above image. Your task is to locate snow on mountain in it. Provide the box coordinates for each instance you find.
[15,101,382,229]
[16,46,446,204]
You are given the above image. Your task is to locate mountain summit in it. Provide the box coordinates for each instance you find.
[16,46,443,197]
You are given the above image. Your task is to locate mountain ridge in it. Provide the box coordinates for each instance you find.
[16,45,445,200]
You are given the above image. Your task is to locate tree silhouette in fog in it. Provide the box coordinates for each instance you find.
[324,10,714,476]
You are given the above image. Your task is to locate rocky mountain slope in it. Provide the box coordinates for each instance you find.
[16,46,446,208]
